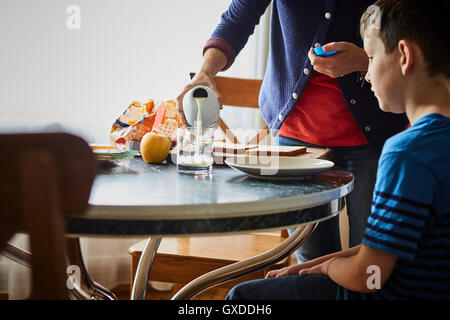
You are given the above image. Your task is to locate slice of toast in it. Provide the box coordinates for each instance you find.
[213,142,258,155]
[246,146,307,156]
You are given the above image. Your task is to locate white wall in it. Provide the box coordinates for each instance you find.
[0,0,265,144]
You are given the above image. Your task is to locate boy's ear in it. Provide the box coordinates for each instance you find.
[398,40,414,76]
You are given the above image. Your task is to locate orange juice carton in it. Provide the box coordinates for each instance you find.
[152,100,184,143]
[110,99,157,151]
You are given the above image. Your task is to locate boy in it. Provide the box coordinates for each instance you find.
[227,0,450,300]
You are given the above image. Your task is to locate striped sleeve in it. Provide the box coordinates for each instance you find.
[362,152,436,260]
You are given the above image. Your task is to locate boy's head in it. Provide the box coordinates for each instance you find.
[360,0,450,114]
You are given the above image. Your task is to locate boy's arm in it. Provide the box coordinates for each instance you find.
[301,244,397,293]
[266,245,361,278]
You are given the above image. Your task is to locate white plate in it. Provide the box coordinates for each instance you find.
[224,156,334,180]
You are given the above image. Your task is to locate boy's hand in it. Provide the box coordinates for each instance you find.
[308,42,369,78]
[298,258,337,276]
[266,245,362,279]
[265,257,333,278]
[265,265,300,278]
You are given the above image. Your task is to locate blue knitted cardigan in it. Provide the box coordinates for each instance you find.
[205,0,408,150]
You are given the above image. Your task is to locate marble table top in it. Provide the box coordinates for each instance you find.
[65,158,353,237]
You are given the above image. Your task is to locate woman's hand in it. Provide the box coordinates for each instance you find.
[308,42,369,78]
[176,48,227,126]
[176,72,223,126]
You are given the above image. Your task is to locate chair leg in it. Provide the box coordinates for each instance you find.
[130,254,141,298]
[219,118,239,144]
[21,150,68,299]
[0,242,32,268]
[248,127,269,145]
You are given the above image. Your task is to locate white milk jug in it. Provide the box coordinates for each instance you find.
[182,86,220,129]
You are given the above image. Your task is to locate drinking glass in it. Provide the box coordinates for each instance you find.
[176,127,215,175]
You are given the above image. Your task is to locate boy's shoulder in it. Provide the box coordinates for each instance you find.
[374,113,450,218]
[382,113,450,161]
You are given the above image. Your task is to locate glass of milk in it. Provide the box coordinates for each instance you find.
[176,127,215,175]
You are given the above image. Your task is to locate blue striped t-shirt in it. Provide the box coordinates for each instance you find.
[359,113,450,300]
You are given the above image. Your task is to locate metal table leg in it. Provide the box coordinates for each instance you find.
[171,222,317,300]
[65,238,118,300]
[1,238,118,300]
[131,236,162,300]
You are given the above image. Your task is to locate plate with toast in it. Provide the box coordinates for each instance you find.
[224,145,334,180]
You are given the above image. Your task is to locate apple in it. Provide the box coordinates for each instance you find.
[140,132,171,164]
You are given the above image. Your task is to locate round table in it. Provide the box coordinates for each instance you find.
[65,158,354,300]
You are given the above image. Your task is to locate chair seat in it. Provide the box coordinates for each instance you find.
[129,232,289,289]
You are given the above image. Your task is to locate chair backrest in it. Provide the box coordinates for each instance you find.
[190,73,268,145]
[0,133,96,299]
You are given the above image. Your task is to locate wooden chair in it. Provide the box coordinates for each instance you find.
[129,232,289,295]
[128,75,289,298]
[0,133,96,299]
